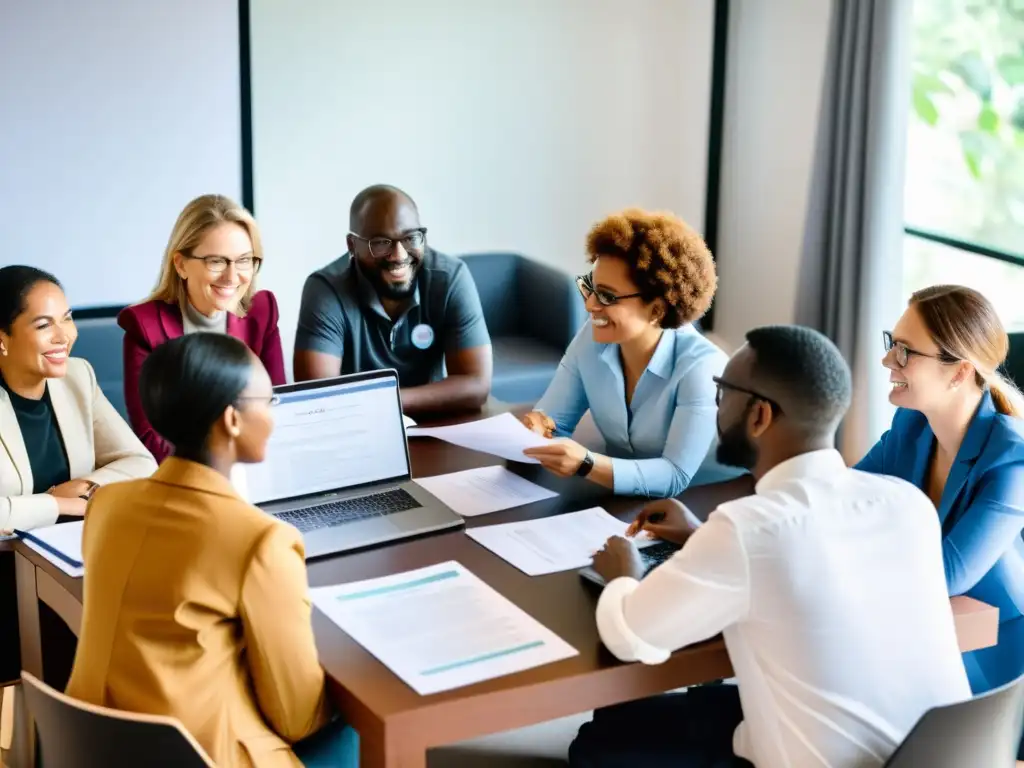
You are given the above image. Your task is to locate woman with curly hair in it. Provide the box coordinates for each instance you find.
[522,209,731,497]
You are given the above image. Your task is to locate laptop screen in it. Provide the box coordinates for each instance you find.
[244,374,409,505]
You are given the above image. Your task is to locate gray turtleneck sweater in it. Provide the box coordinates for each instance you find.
[182,301,228,335]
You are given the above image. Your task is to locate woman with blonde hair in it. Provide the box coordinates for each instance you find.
[857,285,1024,758]
[118,194,285,462]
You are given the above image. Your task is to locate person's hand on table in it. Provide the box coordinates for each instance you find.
[626,499,698,546]
[52,496,88,517]
[47,479,94,517]
[521,410,555,438]
[592,536,645,583]
[523,439,588,476]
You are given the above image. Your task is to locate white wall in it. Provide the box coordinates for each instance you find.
[250,0,715,377]
[712,0,834,353]
[0,0,242,309]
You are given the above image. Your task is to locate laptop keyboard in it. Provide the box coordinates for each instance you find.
[276,488,420,533]
[640,540,681,574]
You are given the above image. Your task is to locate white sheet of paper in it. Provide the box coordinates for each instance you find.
[311,561,578,695]
[403,414,417,429]
[19,520,85,577]
[405,413,549,463]
[466,507,655,576]
[414,466,558,517]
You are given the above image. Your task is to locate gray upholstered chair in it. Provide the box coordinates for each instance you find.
[882,672,1024,767]
[71,314,127,419]
[20,671,214,767]
[461,253,586,404]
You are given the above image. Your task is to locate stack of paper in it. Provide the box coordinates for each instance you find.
[312,561,578,695]
[466,507,656,576]
[406,413,550,463]
[414,466,558,517]
[17,520,85,577]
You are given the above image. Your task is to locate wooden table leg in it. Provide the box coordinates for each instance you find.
[13,554,40,768]
[358,724,427,768]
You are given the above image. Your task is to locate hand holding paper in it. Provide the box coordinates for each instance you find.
[406,413,551,463]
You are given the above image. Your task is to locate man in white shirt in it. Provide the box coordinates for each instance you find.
[570,325,971,768]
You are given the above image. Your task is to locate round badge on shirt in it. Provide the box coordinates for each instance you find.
[410,323,435,350]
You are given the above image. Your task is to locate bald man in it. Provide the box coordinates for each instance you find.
[294,185,492,414]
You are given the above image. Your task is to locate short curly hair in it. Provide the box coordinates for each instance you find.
[586,208,717,328]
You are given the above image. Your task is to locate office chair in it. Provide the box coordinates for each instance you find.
[20,671,214,768]
[883,672,1024,767]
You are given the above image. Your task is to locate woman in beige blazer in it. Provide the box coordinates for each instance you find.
[0,265,156,532]
[65,333,358,768]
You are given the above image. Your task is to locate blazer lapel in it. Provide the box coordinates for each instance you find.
[48,377,93,479]
[937,393,996,530]
[0,390,32,494]
[226,311,245,343]
[157,301,184,340]
[910,421,935,490]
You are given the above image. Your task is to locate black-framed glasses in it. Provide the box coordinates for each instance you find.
[882,331,956,368]
[236,394,280,407]
[575,272,643,307]
[350,228,427,259]
[712,376,783,414]
[182,253,262,275]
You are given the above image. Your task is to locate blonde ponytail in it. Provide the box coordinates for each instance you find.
[984,371,1024,419]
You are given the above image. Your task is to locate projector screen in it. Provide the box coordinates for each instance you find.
[0,0,243,310]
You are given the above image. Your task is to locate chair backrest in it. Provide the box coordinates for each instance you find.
[20,671,214,768]
[1004,332,1024,391]
[883,673,1024,767]
[460,252,521,337]
[71,314,127,419]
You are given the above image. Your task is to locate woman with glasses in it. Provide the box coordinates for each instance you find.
[521,209,737,497]
[119,194,286,462]
[67,333,358,768]
[856,285,1024,758]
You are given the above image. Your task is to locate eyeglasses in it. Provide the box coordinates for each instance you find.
[882,331,956,368]
[712,376,783,414]
[236,394,280,407]
[183,253,262,275]
[576,272,643,307]
[350,228,427,259]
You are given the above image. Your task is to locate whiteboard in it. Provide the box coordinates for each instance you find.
[0,0,243,309]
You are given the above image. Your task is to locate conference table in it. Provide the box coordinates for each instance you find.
[9,405,999,768]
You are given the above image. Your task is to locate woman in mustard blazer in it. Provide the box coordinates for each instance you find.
[0,265,156,532]
[65,333,357,768]
[856,286,1024,759]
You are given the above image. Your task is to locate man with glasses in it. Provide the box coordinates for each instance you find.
[294,185,492,414]
[570,325,970,768]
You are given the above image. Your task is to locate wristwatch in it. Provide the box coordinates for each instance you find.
[78,481,99,501]
[576,451,595,477]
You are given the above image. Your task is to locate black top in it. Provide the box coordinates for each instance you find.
[0,374,70,493]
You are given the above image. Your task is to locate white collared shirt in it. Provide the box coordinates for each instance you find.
[597,449,971,767]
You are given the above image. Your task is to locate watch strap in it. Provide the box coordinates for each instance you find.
[576,451,595,477]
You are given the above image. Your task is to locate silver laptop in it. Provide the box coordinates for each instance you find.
[244,369,463,559]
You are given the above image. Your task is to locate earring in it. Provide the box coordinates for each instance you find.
[0,346,6,356]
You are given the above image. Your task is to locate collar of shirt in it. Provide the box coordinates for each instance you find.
[352,254,421,322]
[754,448,847,495]
[597,326,679,381]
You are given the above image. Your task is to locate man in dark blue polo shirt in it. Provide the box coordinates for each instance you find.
[293,185,493,414]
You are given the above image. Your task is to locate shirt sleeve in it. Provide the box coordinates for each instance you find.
[534,327,589,436]
[295,274,346,358]
[240,524,332,743]
[943,463,1024,595]
[443,264,491,351]
[0,494,59,533]
[611,354,722,498]
[597,513,749,663]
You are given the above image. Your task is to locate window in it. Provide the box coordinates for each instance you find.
[904,0,1024,329]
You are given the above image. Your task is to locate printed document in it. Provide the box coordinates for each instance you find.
[466,507,656,576]
[414,466,558,517]
[406,413,550,463]
[310,561,577,695]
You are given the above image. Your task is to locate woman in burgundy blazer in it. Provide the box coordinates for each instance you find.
[120,194,285,462]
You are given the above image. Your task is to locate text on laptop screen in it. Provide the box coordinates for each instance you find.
[245,377,408,505]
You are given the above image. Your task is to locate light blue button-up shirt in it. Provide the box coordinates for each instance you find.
[535,321,738,498]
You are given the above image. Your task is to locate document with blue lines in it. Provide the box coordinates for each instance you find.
[310,561,578,695]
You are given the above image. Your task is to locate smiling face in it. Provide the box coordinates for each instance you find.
[0,280,77,382]
[885,304,964,412]
[348,192,425,300]
[582,257,663,345]
[173,222,255,316]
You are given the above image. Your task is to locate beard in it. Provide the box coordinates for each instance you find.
[716,410,758,470]
[364,258,420,300]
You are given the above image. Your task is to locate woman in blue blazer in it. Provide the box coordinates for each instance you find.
[857,285,1024,756]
